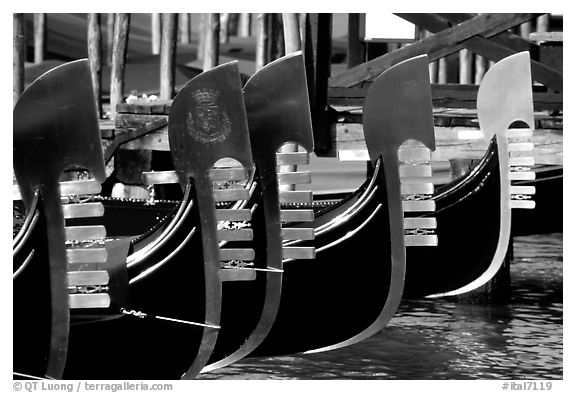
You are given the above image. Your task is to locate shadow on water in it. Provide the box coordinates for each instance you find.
[198,233,562,379]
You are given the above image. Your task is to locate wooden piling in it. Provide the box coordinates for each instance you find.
[438,57,448,84]
[13,13,25,107]
[537,14,550,32]
[203,13,220,71]
[347,13,362,68]
[475,54,487,85]
[520,21,532,39]
[160,13,178,99]
[179,13,190,44]
[152,13,161,54]
[106,13,115,65]
[110,13,130,120]
[197,13,206,61]
[268,14,285,62]
[459,48,472,84]
[87,13,103,118]
[255,13,267,71]
[220,13,230,44]
[282,13,301,53]
[33,13,46,64]
[238,13,251,37]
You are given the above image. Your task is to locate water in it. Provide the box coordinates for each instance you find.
[198,233,563,380]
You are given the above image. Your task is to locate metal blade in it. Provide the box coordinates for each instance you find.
[169,61,254,187]
[477,51,535,139]
[363,54,436,164]
[244,51,314,158]
[13,59,105,210]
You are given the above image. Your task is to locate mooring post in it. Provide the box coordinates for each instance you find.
[179,13,190,44]
[238,13,251,37]
[33,13,46,64]
[87,13,103,118]
[475,54,487,85]
[13,13,25,107]
[160,13,177,100]
[255,13,268,71]
[302,13,332,154]
[106,13,115,65]
[347,13,363,69]
[203,13,220,71]
[220,13,230,44]
[110,13,130,120]
[459,48,472,84]
[151,13,161,55]
[196,13,206,61]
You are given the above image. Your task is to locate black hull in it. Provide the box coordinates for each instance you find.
[13,198,53,379]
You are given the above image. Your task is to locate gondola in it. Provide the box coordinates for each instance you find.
[13,60,267,379]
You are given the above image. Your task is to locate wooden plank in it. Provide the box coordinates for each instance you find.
[510,186,536,195]
[399,164,432,177]
[510,171,536,181]
[210,167,248,181]
[329,14,536,88]
[403,13,562,92]
[511,200,536,209]
[401,183,434,195]
[142,170,178,185]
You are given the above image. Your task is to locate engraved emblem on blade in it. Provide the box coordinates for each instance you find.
[187,88,232,143]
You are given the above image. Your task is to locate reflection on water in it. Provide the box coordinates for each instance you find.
[199,233,563,380]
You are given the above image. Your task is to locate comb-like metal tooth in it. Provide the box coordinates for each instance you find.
[398,148,431,163]
[405,234,438,247]
[217,228,253,241]
[280,209,315,222]
[216,209,252,222]
[276,151,309,165]
[13,184,22,200]
[281,228,315,241]
[277,171,312,185]
[210,167,248,181]
[510,186,536,195]
[62,202,105,219]
[60,180,101,196]
[64,226,106,241]
[457,130,483,140]
[69,294,110,309]
[508,142,534,152]
[282,247,315,259]
[404,217,437,229]
[219,248,255,261]
[213,188,250,202]
[219,269,257,282]
[402,200,436,212]
[508,128,534,139]
[401,183,434,195]
[400,176,434,184]
[511,200,536,209]
[399,164,432,177]
[66,248,108,264]
[279,190,312,204]
[509,171,536,181]
[142,170,178,185]
[509,156,535,166]
[67,271,110,286]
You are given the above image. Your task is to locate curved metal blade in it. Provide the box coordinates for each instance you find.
[244,51,314,157]
[168,61,253,187]
[477,51,535,139]
[363,54,436,163]
[13,59,105,210]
